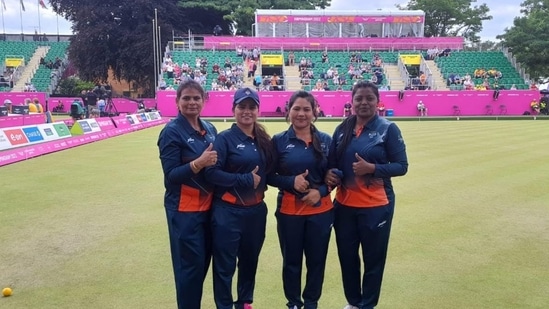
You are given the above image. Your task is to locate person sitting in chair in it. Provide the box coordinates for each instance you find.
[70,100,85,123]
[417,100,428,116]
[377,101,386,116]
[343,101,352,117]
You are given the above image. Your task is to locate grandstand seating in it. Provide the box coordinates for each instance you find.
[1,41,69,92]
[32,42,70,92]
[167,50,243,90]
[435,51,528,90]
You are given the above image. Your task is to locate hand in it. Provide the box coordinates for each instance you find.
[251,165,261,189]
[353,153,375,176]
[301,189,321,206]
[325,168,342,187]
[293,169,309,193]
[196,143,217,168]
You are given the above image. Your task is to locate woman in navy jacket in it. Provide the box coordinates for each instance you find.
[325,81,408,309]
[205,87,274,309]
[158,79,218,309]
[269,90,334,309]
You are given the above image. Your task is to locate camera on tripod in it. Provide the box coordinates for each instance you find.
[93,84,112,100]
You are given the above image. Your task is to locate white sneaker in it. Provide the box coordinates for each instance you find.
[343,305,360,309]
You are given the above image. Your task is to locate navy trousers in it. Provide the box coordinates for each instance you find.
[333,201,394,309]
[211,200,267,309]
[276,209,334,309]
[165,209,212,309]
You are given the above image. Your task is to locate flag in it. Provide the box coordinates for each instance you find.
[1,0,6,11]
[38,0,47,9]
[20,0,25,11]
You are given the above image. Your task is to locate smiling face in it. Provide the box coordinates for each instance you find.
[234,99,258,128]
[352,84,379,122]
[177,87,204,118]
[289,97,316,130]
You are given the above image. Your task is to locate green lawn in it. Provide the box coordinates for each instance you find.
[1,120,548,308]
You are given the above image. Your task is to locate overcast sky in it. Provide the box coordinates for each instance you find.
[0,0,522,41]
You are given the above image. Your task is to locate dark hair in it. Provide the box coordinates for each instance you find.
[336,81,379,159]
[232,100,275,172]
[254,122,275,172]
[285,90,324,161]
[175,79,206,103]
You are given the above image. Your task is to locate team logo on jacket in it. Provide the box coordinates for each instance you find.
[236,143,245,150]
[187,137,195,143]
[286,144,295,149]
[368,132,377,138]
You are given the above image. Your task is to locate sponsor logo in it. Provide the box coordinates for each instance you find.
[285,144,295,149]
[4,128,29,145]
[43,128,54,136]
[236,143,245,150]
[22,127,44,142]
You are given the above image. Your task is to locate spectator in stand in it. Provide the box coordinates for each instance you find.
[510,84,517,90]
[268,90,334,309]
[159,78,167,90]
[271,74,280,91]
[326,67,334,79]
[419,71,427,88]
[212,63,221,74]
[248,61,257,81]
[288,51,295,66]
[321,51,329,63]
[439,48,451,57]
[530,82,538,90]
[313,80,325,91]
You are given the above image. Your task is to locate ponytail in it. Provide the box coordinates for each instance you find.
[253,122,274,172]
[336,115,357,160]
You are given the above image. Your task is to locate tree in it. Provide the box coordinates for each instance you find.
[181,0,332,36]
[49,0,232,96]
[497,0,549,79]
[397,0,492,43]
[47,0,331,95]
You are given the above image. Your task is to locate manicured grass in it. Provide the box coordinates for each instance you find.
[1,120,548,308]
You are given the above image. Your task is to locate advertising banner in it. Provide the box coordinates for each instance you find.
[257,15,424,24]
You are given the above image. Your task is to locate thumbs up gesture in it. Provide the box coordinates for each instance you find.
[251,165,261,189]
[294,169,310,193]
[197,143,218,168]
[352,153,375,176]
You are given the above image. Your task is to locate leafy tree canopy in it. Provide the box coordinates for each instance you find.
[48,0,330,94]
[497,0,549,79]
[397,0,492,43]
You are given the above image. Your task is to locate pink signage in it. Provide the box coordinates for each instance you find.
[204,37,464,51]
[0,92,47,105]
[49,97,157,113]
[94,117,116,130]
[0,114,45,129]
[157,90,539,118]
[258,15,424,24]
